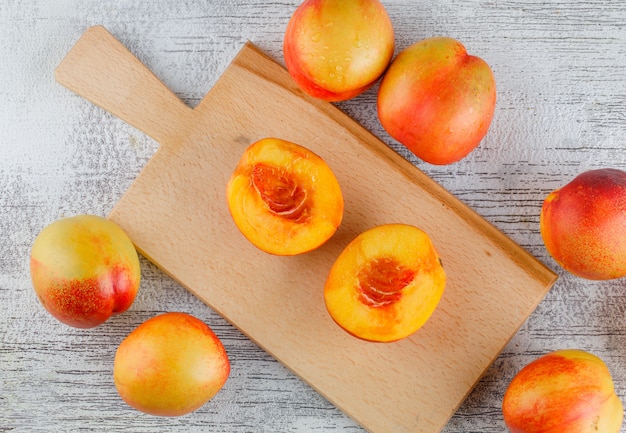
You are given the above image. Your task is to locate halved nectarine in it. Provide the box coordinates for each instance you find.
[227,138,344,255]
[324,224,446,342]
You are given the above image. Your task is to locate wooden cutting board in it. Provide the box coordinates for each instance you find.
[55,26,557,433]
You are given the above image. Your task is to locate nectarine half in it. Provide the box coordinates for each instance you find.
[324,224,446,342]
[227,138,343,255]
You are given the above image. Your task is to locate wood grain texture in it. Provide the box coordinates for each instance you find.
[1,1,626,432]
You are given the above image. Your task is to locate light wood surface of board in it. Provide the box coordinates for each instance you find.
[54,26,556,433]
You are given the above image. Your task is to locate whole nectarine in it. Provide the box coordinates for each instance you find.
[324,224,446,342]
[540,168,626,280]
[227,137,343,255]
[114,312,230,417]
[378,37,496,165]
[30,214,140,328]
[502,349,623,433]
[284,0,394,101]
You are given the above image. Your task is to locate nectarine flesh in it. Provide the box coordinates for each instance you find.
[324,224,446,342]
[227,138,343,255]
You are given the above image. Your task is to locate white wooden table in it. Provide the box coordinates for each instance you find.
[2,1,625,432]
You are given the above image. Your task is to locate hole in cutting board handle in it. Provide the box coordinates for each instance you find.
[55,25,192,146]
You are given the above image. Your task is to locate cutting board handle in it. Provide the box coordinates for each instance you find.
[55,26,192,145]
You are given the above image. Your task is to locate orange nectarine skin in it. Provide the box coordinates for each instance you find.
[540,168,626,280]
[377,37,496,165]
[30,215,140,328]
[502,350,623,433]
[227,138,343,255]
[284,0,394,101]
[114,312,230,417]
[324,224,446,342]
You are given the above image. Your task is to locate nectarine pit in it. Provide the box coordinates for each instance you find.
[251,163,309,222]
[357,258,415,307]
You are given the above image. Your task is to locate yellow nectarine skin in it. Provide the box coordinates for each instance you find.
[227,138,343,255]
[284,0,394,101]
[377,37,496,165]
[540,168,626,280]
[324,224,446,342]
[114,312,230,417]
[30,214,140,328]
[502,349,623,433]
